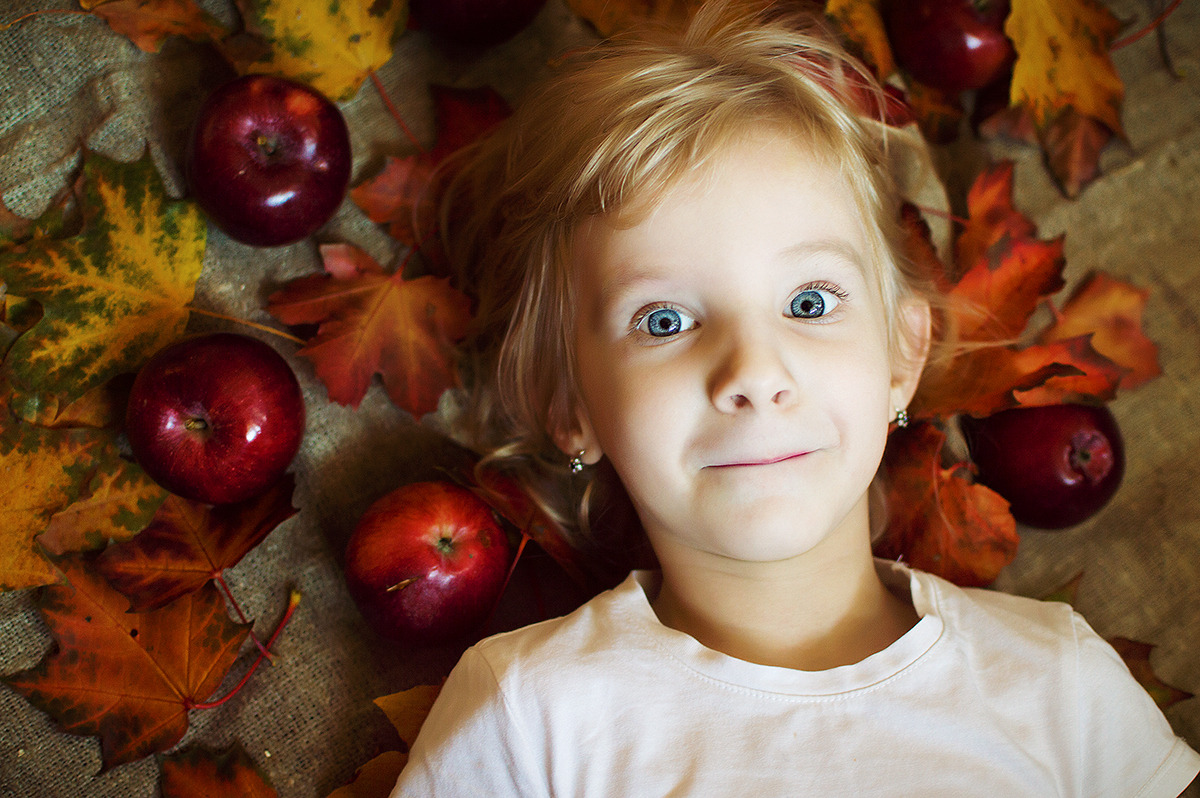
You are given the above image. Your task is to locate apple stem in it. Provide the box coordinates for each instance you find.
[386,576,420,593]
[189,588,302,711]
[186,305,306,345]
[1111,0,1182,50]
[215,573,275,659]
[369,71,426,153]
[0,9,92,32]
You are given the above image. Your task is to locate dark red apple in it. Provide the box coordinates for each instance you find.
[125,332,305,505]
[410,0,547,47]
[963,403,1124,530]
[185,74,351,247]
[343,481,512,644]
[883,0,1015,94]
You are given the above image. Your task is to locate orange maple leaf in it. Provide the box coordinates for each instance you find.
[950,235,1065,343]
[81,0,228,53]
[913,335,1122,419]
[160,744,277,798]
[823,0,895,78]
[94,477,297,611]
[1041,271,1161,390]
[266,244,472,415]
[1,555,250,771]
[954,161,1037,274]
[878,423,1018,586]
[1003,0,1124,195]
[351,85,510,248]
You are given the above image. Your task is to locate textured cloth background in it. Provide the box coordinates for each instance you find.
[0,1,1198,796]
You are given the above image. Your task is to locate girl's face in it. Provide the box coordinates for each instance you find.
[563,127,924,566]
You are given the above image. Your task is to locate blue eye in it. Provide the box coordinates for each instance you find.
[638,307,695,337]
[790,288,840,319]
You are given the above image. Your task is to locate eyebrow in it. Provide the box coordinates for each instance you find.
[594,237,868,315]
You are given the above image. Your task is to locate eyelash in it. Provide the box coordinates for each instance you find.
[629,281,851,339]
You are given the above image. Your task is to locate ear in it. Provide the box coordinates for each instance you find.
[549,401,604,467]
[890,298,932,410]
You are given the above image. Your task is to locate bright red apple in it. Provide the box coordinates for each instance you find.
[125,332,306,505]
[343,481,512,644]
[410,0,547,47]
[963,403,1125,530]
[883,0,1015,94]
[185,74,351,247]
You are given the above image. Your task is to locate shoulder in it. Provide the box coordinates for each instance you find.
[467,570,660,689]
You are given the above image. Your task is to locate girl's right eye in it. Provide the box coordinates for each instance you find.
[635,306,697,338]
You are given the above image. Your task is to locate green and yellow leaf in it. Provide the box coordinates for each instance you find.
[230,0,408,101]
[0,151,204,406]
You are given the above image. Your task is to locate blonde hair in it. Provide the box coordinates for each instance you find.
[437,1,936,556]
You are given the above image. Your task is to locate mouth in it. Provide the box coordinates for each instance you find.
[708,451,812,469]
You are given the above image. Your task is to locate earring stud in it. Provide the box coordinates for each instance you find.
[893,407,909,428]
[569,450,587,474]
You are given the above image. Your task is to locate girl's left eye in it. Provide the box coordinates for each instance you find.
[634,306,697,338]
[789,287,843,319]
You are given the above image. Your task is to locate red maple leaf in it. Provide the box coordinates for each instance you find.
[351,85,510,247]
[877,423,1019,586]
[266,243,472,415]
[1,555,249,771]
[159,743,277,798]
[94,476,297,612]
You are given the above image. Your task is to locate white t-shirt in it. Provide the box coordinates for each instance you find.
[392,560,1200,797]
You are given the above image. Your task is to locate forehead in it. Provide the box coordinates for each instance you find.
[570,128,874,299]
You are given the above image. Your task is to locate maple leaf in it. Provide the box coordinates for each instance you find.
[0,151,204,406]
[1040,271,1161,390]
[351,85,511,248]
[39,450,168,557]
[953,161,1037,275]
[913,335,1122,419]
[877,423,1019,586]
[159,743,277,798]
[94,477,297,612]
[823,0,894,78]
[327,751,409,798]
[1109,638,1195,711]
[1,555,250,771]
[950,235,1065,343]
[470,467,591,587]
[0,413,109,591]
[80,0,228,53]
[227,0,408,102]
[266,244,472,415]
[375,683,443,748]
[1003,0,1124,195]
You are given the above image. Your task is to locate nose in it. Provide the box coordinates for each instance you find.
[707,321,800,414]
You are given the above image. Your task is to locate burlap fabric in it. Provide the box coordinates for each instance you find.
[1,1,1198,795]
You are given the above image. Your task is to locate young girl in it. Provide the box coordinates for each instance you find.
[392,3,1200,794]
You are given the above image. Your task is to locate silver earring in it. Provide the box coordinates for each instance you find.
[893,407,909,428]
[569,450,586,474]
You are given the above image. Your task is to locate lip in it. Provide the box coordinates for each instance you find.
[707,451,812,468]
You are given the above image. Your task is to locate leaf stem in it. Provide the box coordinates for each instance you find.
[0,9,92,32]
[215,572,273,659]
[480,532,531,635]
[1111,0,1183,49]
[186,305,306,345]
[914,203,971,227]
[189,588,301,711]
[370,71,426,153]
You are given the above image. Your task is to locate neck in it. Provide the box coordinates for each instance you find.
[649,514,917,671]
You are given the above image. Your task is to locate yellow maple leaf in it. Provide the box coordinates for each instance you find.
[0,151,204,405]
[231,0,408,102]
[0,416,107,591]
[824,0,894,78]
[1005,0,1124,134]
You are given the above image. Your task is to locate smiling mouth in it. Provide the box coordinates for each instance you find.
[709,451,811,468]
